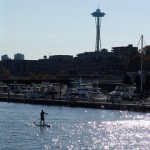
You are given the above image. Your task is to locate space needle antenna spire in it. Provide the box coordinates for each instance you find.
[91,8,106,51]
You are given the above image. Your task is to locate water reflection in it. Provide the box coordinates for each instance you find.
[0,102,150,149]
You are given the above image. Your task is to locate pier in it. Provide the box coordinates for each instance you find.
[0,96,150,113]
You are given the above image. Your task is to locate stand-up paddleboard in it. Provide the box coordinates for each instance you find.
[34,123,50,127]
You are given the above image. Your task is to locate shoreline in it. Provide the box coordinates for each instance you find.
[0,97,150,113]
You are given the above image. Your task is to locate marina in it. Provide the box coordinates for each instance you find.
[1,1,150,149]
[0,80,150,113]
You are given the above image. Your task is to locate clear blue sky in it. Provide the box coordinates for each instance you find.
[0,0,150,60]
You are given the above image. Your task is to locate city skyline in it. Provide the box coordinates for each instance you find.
[0,0,150,60]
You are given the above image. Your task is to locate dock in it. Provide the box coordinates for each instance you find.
[0,97,150,113]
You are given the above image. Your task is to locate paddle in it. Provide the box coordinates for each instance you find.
[33,119,39,124]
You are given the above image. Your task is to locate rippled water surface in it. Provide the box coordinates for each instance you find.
[0,102,150,150]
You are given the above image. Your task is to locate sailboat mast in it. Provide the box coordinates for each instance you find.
[140,35,143,93]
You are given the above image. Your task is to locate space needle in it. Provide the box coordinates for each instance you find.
[91,8,105,51]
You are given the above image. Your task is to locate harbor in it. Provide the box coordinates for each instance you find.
[1,5,150,115]
[0,77,150,113]
[1,1,150,149]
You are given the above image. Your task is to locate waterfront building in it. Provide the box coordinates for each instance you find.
[1,55,11,61]
[1,60,37,76]
[1,47,134,78]
[14,53,24,60]
[74,49,124,76]
[35,55,74,75]
[112,44,138,63]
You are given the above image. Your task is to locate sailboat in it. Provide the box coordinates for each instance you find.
[139,35,144,96]
[107,35,145,102]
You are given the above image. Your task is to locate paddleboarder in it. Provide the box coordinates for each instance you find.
[40,110,48,125]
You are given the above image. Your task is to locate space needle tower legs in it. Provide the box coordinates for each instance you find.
[92,9,105,51]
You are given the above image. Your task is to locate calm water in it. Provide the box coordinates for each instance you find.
[0,102,150,150]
